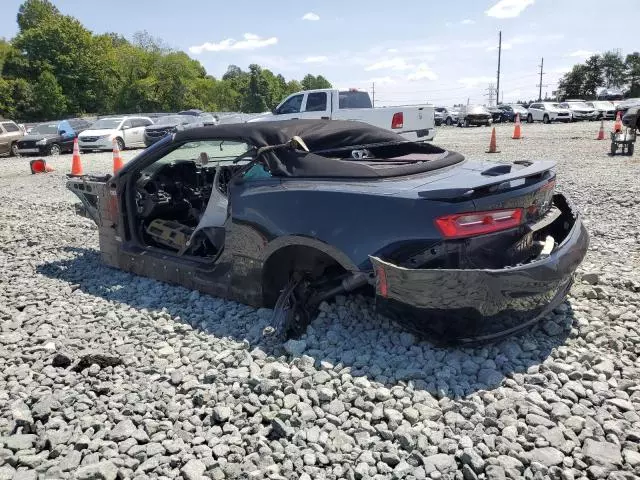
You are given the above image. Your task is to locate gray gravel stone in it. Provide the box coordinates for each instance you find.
[423,454,456,473]
[528,447,564,466]
[181,459,206,479]
[582,439,622,466]
[75,461,118,480]
[212,405,232,422]
[460,448,485,473]
[108,419,136,441]
[1,435,37,451]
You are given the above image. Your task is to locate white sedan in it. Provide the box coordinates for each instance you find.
[78,116,154,152]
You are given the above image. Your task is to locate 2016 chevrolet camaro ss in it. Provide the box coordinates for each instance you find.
[67,119,588,344]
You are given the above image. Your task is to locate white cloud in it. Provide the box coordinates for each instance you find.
[387,48,398,53]
[407,64,438,81]
[458,76,495,88]
[365,76,397,85]
[303,56,328,63]
[568,49,597,58]
[486,0,535,18]
[365,57,414,71]
[461,19,475,25]
[302,12,320,21]
[189,33,277,54]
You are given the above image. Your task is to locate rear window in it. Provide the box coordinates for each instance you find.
[338,91,373,109]
[1,122,20,132]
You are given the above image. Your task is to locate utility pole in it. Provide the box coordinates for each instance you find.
[371,82,375,107]
[496,31,502,105]
[536,57,548,102]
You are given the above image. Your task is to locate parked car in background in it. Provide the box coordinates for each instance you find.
[78,115,154,152]
[526,102,572,123]
[622,106,639,130]
[434,107,458,126]
[143,114,216,147]
[457,104,492,127]
[615,98,640,116]
[178,109,204,116]
[585,101,616,120]
[0,120,25,156]
[497,104,529,122]
[558,101,598,121]
[251,88,436,141]
[487,106,505,123]
[16,118,91,156]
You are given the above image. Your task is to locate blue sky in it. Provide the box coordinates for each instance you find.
[1,0,639,106]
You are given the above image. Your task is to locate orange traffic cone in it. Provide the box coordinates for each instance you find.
[613,112,623,133]
[486,127,500,153]
[596,120,605,140]
[112,139,124,174]
[30,158,54,174]
[512,113,522,139]
[70,138,83,176]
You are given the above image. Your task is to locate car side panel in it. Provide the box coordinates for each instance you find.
[0,124,8,154]
[228,178,475,271]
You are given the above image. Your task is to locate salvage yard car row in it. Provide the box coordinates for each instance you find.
[436,98,640,127]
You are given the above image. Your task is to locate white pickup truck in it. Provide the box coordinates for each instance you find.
[249,88,436,142]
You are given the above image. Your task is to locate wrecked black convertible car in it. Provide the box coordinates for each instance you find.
[67,119,588,344]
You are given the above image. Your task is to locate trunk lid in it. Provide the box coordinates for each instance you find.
[413,160,556,222]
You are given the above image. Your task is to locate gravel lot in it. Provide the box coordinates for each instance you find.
[1,121,639,480]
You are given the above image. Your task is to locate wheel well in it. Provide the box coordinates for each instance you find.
[261,245,347,307]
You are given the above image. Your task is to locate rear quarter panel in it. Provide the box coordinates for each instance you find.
[228,177,474,270]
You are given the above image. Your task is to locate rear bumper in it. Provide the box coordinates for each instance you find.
[400,128,436,142]
[370,194,588,344]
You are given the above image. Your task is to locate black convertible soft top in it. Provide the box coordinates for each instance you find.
[174,119,465,178]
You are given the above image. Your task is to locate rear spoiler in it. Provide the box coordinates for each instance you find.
[417,160,556,201]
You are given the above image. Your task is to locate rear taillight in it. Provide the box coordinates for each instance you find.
[375,264,388,298]
[435,208,523,239]
[391,112,404,129]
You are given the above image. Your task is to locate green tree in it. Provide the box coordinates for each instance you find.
[582,55,603,99]
[626,52,640,98]
[600,50,626,88]
[17,0,59,31]
[301,74,332,90]
[557,64,587,99]
[32,70,67,119]
[2,0,334,119]
[243,64,268,113]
